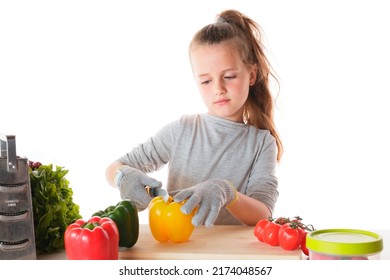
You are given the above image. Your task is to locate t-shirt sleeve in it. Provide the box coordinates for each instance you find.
[117,119,178,173]
[245,132,279,214]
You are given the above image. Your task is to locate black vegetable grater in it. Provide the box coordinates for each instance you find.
[0,135,36,260]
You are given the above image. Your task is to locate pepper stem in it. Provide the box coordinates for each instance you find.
[83,222,100,230]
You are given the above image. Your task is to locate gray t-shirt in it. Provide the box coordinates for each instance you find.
[118,113,279,225]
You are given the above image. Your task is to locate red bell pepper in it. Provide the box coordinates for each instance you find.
[64,216,119,260]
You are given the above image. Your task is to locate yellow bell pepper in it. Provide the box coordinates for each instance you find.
[148,196,196,243]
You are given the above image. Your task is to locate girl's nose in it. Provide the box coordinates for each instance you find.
[214,80,226,96]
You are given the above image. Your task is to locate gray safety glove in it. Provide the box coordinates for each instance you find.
[115,165,162,211]
[174,179,237,227]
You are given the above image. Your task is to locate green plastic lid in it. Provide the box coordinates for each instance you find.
[306,229,383,256]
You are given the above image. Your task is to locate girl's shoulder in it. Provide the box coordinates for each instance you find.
[174,113,204,127]
[157,114,201,133]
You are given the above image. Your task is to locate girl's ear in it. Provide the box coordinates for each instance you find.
[249,65,257,86]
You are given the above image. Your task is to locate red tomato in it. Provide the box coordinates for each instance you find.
[253,219,270,242]
[301,231,309,256]
[278,223,304,250]
[263,221,282,246]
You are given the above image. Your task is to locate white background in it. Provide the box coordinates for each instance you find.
[1,0,389,230]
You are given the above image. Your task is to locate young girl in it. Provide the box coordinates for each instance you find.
[106,9,283,227]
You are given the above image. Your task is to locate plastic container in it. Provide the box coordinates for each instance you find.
[306,229,383,260]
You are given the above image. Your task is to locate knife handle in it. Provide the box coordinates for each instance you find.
[145,186,156,197]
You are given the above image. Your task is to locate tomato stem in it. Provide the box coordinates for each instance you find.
[268,216,315,231]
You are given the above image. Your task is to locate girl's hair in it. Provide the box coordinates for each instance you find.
[190,9,283,162]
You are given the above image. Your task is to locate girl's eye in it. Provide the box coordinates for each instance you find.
[200,80,211,85]
[225,75,237,80]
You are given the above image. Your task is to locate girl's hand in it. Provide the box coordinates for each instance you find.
[116,166,162,211]
[174,179,237,227]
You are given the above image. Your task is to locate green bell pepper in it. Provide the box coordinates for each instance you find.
[92,200,139,248]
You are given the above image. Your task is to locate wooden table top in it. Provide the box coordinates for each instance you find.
[118,224,302,260]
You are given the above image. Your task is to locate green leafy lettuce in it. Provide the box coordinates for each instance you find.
[29,163,82,253]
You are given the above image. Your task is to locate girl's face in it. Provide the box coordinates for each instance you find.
[190,43,256,123]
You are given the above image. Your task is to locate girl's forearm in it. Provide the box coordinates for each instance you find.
[226,192,271,226]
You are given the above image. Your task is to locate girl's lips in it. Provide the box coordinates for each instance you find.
[214,99,230,105]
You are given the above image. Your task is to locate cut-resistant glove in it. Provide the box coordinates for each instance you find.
[174,179,237,227]
[115,165,162,211]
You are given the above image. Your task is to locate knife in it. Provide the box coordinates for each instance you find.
[146,186,169,202]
